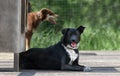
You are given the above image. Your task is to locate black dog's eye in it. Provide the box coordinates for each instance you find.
[67,31,72,36]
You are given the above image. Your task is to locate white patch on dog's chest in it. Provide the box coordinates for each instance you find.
[64,47,78,65]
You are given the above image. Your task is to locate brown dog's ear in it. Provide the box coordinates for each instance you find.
[62,28,69,35]
[37,8,58,22]
[42,8,55,15]
[37,8,49,20]
[40,8,50,15]
[77,26,85,34]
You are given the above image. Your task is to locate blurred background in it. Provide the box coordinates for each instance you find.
[29,0,120,50]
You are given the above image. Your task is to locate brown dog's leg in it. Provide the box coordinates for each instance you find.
[25,31,33,50]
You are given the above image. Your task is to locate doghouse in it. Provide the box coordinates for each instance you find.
[0,0,28,71]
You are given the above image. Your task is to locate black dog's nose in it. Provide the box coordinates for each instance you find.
[71,39,76,42]
[71,38,77,43]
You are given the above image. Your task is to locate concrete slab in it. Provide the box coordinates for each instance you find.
[0,51,120,76]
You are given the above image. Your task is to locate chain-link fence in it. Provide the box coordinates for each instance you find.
[29,0,120,50]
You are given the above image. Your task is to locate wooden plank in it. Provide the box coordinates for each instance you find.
[0,53,13,60]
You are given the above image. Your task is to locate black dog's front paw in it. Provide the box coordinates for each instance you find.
[83,66,92,72]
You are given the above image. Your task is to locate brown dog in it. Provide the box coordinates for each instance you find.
[26,8,58,50]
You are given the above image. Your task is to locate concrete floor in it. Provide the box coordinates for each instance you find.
[0,51,120,76]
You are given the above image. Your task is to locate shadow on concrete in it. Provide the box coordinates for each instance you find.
[91,67,120,72]
[0,68,14,72]
[18,70,36,76]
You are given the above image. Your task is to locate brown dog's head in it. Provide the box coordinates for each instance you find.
[37,8,58,24]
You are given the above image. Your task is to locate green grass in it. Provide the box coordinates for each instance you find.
[80,25,120,50]
[30,22,120,50]
[29,0,120,51]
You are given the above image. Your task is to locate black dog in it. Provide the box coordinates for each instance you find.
[19,26,91,71]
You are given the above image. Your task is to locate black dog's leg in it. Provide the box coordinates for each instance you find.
[72,58,92,72]
[62,58,91,71]
[72,58,84,67]
[61,64,84,71]
[72,58,79,66]
[61,57,84,71]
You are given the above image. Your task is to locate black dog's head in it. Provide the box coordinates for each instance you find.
[61,26,85,49]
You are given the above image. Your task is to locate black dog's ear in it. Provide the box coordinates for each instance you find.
[77,26,85,34]
[62,28,69,35]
